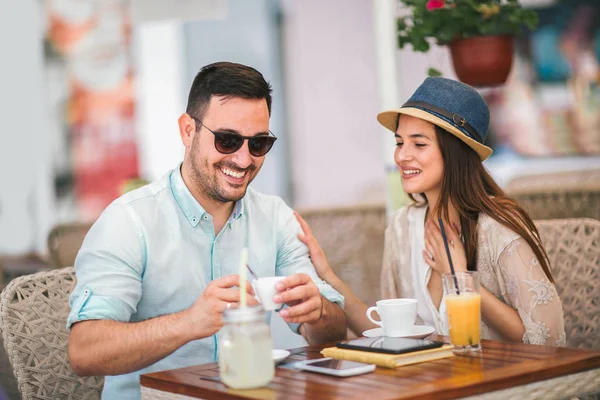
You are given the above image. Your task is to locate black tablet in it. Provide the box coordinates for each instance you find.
[336,337,444,355]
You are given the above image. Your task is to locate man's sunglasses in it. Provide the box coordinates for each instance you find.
[190,115,277,157]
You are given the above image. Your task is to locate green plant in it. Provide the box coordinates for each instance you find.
[397,0,538,52]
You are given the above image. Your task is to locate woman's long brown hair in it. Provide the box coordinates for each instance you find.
[408,126,554,282]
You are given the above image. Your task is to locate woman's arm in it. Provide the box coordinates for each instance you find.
[424,220,526,342]
[294,212,377,336]
[317,274,376,336]
[496,239,566,346]
[479,286,525,342]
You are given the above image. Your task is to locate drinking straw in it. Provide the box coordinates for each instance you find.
[239,247,248,307]
[238,248,249,385]
[438,218,460,295]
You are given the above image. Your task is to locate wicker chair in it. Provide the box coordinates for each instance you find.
[0,267,103,399]
[47,223,93,269]
[536,218,600,350]
[507,169,600,220]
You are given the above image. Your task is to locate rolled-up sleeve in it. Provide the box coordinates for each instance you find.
[67,202,146,330]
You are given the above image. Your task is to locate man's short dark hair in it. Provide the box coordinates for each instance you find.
[186,62,273,123]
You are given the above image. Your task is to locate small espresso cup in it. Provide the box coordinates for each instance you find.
[253,276,286,311]
[366,298,418,337]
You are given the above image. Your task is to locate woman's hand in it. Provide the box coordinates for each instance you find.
[294,211,337,283]
[423,219,467,275]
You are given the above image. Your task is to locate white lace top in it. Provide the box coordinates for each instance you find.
[381,204,567,347]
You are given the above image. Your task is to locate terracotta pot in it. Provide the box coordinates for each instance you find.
[449,35,514,87]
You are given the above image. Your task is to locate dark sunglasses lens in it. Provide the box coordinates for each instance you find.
[214,132,243,154]
[248,137,276,156]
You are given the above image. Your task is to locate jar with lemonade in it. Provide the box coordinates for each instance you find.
[443,271,482,353]
[218,305,274,388]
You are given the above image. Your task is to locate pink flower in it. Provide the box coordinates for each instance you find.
[426,0,445,10]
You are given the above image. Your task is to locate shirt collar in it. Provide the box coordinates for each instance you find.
[170,166,244,227]
[231,199,243,221]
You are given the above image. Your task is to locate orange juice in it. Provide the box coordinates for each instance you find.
[445,292,481,347]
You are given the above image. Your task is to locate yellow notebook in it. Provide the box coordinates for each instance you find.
[321,344,454,368]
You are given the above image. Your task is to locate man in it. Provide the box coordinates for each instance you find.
[67,62,347,399]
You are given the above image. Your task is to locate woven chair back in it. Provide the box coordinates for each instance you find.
[0,267,103,399]
[508,169,600,220]
[536,218,600,350]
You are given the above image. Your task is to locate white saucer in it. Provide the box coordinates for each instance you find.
[272,349,290,363]
[362,325,435,339]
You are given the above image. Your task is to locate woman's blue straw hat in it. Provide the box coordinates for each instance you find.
[377,77,493,161]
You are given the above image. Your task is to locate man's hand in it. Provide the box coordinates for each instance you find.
[273,273,323,324]
[185,274,259,339]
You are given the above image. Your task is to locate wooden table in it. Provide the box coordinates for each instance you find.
[140,336,600,400]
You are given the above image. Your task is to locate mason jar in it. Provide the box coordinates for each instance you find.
[218,305,274,389]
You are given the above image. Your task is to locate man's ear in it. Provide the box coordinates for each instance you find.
[178,113,196,148]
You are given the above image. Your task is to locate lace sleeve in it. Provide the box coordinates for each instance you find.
[381,224,400,299]
[497,238,566,346]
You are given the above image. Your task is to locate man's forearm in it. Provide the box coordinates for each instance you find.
[299,297,347,345]
[69,310,195,376]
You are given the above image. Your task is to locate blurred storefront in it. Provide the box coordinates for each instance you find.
[46,0,139,220]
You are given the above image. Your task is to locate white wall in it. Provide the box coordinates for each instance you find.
[282,0,386,209]
[0,0,54,255]
[132,0,228,182]
[133,21,186,182]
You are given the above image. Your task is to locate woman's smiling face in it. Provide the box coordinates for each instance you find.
[394,115,444,197]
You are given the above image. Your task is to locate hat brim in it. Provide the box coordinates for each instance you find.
[377,107,493,161]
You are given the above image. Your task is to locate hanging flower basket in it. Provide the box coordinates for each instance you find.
[449,35,514,87]
[397,0,538,85]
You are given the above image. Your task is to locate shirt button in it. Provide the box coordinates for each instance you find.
[203,216,208,220]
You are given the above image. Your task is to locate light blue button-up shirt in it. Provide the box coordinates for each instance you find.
[67,166,343,400]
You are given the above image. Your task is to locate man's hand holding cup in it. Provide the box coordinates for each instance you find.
[272,273,323,324]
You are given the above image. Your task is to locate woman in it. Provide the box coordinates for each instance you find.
[296,77,566,346]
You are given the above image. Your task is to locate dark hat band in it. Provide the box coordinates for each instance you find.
[401,101,482,143]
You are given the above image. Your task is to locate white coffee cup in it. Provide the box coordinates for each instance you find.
[365,298,418,337]
[253,276,286,311]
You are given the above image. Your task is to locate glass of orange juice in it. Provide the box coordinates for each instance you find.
[443,271,481,353]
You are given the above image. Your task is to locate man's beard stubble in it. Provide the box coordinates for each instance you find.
[188,139,258,204]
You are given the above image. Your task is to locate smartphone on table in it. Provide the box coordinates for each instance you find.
[294,358,376,377]
[336,337,444,354]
